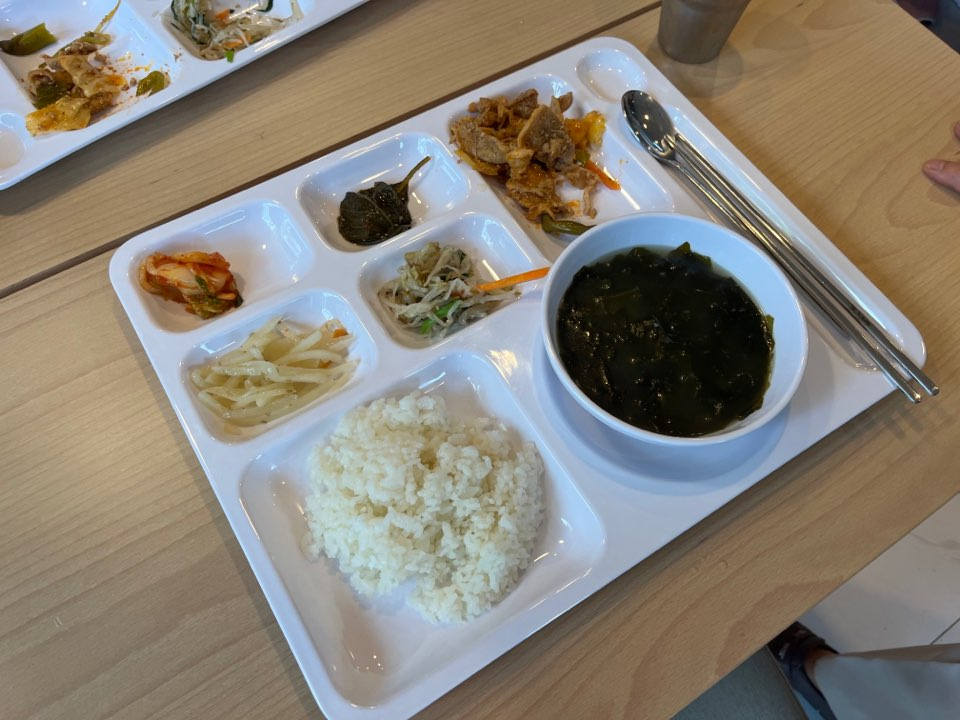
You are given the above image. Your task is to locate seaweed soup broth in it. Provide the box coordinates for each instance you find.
[556,242,774,437]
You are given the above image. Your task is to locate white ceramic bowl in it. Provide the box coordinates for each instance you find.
[541,213,809,446]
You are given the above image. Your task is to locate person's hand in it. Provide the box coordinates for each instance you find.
[922,122,960,192]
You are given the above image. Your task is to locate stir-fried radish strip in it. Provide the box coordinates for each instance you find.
[191,318,356,426]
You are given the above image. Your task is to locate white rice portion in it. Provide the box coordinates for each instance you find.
[304,391,545,624]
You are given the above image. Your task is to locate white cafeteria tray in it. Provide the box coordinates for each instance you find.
[109,37,928,720]
[0,0,369,189]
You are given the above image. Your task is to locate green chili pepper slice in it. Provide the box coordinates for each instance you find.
[136,70,168,97]
[77,31,112,47]
[33,80,73,109]
[0,23,57,56]
[540,214,594,236]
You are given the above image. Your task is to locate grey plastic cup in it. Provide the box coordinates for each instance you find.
[658,0,752,64]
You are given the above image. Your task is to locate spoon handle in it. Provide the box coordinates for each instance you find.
[664,134,931,403]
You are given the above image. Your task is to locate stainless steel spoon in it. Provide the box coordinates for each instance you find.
[621,89,937,402]
[620,91,741,217]
[620,90,770,245]
[621,90,747,214]
[622,89,676,160]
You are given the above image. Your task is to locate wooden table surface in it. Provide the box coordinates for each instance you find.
[2,1,959,719]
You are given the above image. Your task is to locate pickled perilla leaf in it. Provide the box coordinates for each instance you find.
[337,156,431,246]
[0,23,57,56]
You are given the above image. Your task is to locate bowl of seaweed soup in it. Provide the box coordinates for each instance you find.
[541,213,808,447]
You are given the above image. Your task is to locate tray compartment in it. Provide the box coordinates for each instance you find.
[179,288,376,443]
[127,200,318,334]
[0,0,178,128]
[237,350,605,707]
[161,0,315,62]
[0,2,110,87]
[444,73,680,262]
[0,109,24,169]
[358,212,544,348]
[575,47,649,104]
[298,133,469,253]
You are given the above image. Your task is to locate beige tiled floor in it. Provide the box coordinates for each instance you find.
[801,493,960,653]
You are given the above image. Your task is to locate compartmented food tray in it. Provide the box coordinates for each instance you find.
[109,37,928,720]
[0,0,369,188]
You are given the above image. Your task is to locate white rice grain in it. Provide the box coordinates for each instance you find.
[304,391,544,623]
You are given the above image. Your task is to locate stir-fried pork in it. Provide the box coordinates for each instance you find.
[450,89,605,221]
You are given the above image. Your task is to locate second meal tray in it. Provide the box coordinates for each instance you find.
[109,37,927,720]
[0,0,370,188]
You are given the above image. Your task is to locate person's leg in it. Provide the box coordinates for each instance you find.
[771,623,960,720]
[768,624,838,720]
[810,644,960,720]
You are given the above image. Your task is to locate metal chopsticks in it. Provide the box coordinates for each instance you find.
[664,132,937,403]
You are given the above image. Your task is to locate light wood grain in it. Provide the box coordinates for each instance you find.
[0,0,652,296]
[1,1,960,719]
[0,256,318,719]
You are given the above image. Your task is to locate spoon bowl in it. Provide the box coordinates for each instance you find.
[621,90,677,160]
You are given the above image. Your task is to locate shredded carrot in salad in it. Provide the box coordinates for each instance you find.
[474,267,549,293]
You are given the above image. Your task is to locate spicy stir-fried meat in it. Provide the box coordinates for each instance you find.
[450,89,609,221]
[139,251,243,319]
